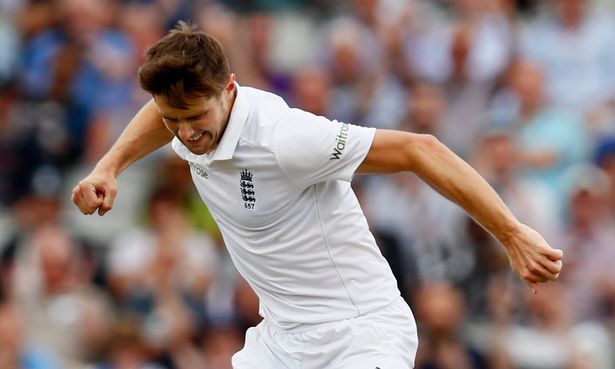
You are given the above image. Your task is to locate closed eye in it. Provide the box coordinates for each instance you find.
[162,116,178,124]
[187,112,207,121]
[162,111,207,123]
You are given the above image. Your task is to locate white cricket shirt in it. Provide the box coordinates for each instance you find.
[172,84,400,329]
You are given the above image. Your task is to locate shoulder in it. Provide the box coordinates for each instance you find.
[243,86,290,121]
[240,86,293,146]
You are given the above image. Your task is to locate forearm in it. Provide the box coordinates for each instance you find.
[361,130,562,285]
[408,135,521,244]
[95,99,173,177]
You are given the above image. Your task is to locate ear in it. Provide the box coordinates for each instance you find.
[224,73,236,96]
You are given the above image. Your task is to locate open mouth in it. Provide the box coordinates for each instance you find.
[187,132,204,142]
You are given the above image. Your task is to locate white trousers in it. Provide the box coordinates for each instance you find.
[232,297,418,369]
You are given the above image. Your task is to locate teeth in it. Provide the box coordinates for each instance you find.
[188,133,203,142]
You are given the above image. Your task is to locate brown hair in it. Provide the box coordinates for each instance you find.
[138,21,230,109]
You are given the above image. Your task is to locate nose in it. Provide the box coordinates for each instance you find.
[177,122,195,141]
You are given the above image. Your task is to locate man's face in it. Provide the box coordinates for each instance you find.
[156,77,235,155]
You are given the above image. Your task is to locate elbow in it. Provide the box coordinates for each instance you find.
[361,131,448,174]
[404,133,447,170]
[416,134,441,149]
[407,133,444,155]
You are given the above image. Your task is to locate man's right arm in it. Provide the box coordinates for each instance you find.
[358,130,563,289]
[72,99,173,215]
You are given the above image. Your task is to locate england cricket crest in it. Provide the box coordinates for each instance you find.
[240,169,256,210]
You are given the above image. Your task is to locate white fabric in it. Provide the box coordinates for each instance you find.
[232,297,418,369]
[171,84,401,330]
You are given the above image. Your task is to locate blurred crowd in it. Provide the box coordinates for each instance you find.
[1,0,615,368]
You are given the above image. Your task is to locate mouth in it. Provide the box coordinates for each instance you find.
[187,132,204,142]
[183,131,216,154]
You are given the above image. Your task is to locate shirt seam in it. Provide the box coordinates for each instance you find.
[271,110,303,188]
[312,186,361,315]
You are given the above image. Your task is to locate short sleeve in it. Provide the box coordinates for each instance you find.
[274,108,376,187]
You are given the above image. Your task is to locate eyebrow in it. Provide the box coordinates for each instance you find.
[162,111,208,121]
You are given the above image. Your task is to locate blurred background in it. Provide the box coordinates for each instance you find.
[1,0,615,368]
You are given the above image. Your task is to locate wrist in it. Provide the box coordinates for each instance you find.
[93,158,121,178]
[493,220,524,249]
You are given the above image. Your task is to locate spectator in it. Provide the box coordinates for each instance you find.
[20,0,135,160]
[436,19,501,157]
[414,281,488,369]
[321,16,406,128]
[594,136,615,216]
[290,66,331,116]
[201,326,243,369]
[471,127,560,242]
[92,317,164,369]
[519,0,615,117]
[558,164,615,322]
[0,302,60,369]
[12,224,113,369]
[491,60,589,200]
[106,186,219,330]
[363,81,470,285]
[0,12,19,84]
[492,284,612,369]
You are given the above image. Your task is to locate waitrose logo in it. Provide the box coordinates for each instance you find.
[329,122,350,160]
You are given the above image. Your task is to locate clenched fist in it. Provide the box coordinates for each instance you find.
[502,223,563,292]
[71,170,118,216]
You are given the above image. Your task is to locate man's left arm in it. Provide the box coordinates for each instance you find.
[358,130,563,286]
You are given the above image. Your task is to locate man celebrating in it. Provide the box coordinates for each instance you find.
[72,22,562,369]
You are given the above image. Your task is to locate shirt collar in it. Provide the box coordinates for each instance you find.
[211,82,249,161]
[182,82,249,164]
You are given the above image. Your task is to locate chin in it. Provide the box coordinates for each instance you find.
[188,147,209,155]
[181,139,210,155]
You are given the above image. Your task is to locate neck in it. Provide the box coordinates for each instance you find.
[216,87,238,148]
[224,87,238,125]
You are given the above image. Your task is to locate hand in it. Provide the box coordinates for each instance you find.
[71,170,118,216]
[502,223,563,291]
